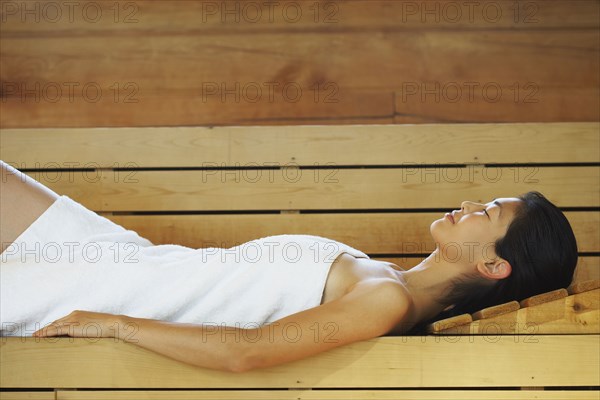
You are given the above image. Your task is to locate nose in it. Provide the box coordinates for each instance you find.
[460,201,485,213]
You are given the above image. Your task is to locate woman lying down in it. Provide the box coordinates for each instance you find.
[0,160,578,373]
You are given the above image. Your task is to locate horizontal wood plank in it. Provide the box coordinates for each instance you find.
[103,211,600,253]
[3,86,597,127]
[2,123,598,167]
[2,0,598,34]
[520,288,569,308]
[0,394,54,400]
[2,33,596,89]
[2,3,596,126]
[1,335,598,388]
[569,279,600,295]
[2,85,598,127]
[394,86,600,124]
[52,389,600,400]
[472,301,521,321]
[22,166,599,211]
[0,90,396,129]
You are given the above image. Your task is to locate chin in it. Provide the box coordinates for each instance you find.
[429,219,444,240]
[430,215,454,243]
[430,215,446,229]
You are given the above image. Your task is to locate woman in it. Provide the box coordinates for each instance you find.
[0,160,578,372]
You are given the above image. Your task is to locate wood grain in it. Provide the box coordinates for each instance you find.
[1,1,597,127]
[519,288,569,308]
[394,86,600,123]
[2,123,599,167]
[2,32,596,89]
[1,1,598,34]
[568,279,600,295]
[23,167,599,211]
[432,288,600,335]
[1,335,598,388]
[51,390,600,400]
[472,300,520,321]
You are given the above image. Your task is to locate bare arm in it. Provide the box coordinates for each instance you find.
[0,160,59,253]
[115,278,409,373]
[240,278,410,371]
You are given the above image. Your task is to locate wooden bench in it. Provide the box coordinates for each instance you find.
[1,122,599,399]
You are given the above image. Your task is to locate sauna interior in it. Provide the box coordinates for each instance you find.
[0,1,599,399]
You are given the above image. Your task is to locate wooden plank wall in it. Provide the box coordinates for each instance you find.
[2,123,599,283]
[1,0,599,128]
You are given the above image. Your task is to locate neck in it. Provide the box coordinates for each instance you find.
[391,248,468,329]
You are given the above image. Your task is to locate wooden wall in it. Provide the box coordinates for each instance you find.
[1,0,599,128]
[2,122,599,280]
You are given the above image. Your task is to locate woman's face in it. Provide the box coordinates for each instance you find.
[430,197,523,263]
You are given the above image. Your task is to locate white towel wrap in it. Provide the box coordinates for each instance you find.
[1,195,369,336]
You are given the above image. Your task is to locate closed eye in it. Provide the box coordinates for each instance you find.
[484,209,490,219]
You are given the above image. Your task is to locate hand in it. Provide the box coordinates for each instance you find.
[32,310,125,339]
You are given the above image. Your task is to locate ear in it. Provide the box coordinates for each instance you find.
[476,258,512,280]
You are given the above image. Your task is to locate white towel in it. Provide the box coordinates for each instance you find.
[1,195,369,336]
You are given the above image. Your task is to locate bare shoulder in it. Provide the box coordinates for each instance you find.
[326,253,413,335]
[323,252,398,305]
[343,278,413,335]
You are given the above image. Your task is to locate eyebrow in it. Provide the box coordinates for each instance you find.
[493,199,503,219]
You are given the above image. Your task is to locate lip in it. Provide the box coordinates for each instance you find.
[445,213,455,224]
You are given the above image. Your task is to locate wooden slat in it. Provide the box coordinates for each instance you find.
[4,85,598,127]
[21,167,599,211]
[53,389,600,400]
[1,336,598,388]
[2,123,599,167]
[427,314,473,333]
[2,0,598,34]
[0,90,396,129]
[472,300,520,321]
[568,279,600,295]
[433,288,600,335]
[520,288,569,308]
[2,33,596,89]
[394,86,600,124]
[0,394,54,400]
[1,87,598,128]
[103,211,600,253]
[1,31,597,127]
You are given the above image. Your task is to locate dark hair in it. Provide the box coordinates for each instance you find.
[406,191,578,334]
